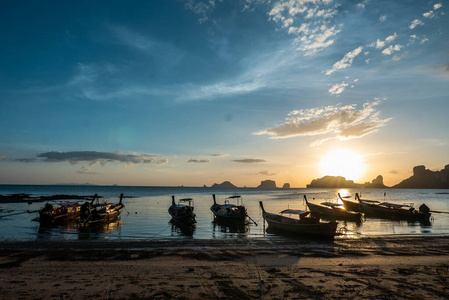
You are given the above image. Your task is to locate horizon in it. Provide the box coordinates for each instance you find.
[1,1,448,188]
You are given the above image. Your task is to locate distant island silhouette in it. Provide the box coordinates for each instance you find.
[307,164,449,189]
[209,180,290,189]
[307,175,386,188]
[393,164,449,189]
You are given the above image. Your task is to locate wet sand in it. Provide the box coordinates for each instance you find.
[0,237,448,299]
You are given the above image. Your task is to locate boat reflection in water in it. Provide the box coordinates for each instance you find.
[212,219,249,237]
[170,221,196,236]
[78,220,122,240]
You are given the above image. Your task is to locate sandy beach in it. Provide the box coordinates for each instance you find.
[0,237,448,299]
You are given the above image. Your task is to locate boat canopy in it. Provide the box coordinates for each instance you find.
[280,209,309,216]
[179,198,193,202]
[321,202,342,208]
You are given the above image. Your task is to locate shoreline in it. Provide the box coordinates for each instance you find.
[1,236,448,299]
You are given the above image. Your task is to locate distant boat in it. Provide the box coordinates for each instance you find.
[303,195,363,222]
[168,196,196,225]
[259,201,338,239]
[80,194,125,224]
[355,193,431,222]
[210,194,248,225]
[38,201,82,224]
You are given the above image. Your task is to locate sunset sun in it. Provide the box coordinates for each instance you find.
[320,149,365,181]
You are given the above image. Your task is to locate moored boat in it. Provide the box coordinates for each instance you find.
[355,193,431,222]
[304,195,363,222]
[39,201,82,224]
[259,201,338,239]
[210,194,248,225]
[80,194,125,224]
[168,196,196,225]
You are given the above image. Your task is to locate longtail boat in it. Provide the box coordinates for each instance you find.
[355,193,431,222]
[210,194,248,225]
[80,194,125,224]
[168,196,196,225]
[39,201,82,224]
[304,195,363,222]
[259,201,338,239]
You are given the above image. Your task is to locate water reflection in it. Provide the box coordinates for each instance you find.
[170,221,196,236]
[78,220,122,239]
[211,220,249,237]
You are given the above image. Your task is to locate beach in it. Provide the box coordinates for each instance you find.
[1,237,448,299]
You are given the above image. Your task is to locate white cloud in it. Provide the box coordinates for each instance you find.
[382,44,402,55]
[369,33,397,49]
[434,3,443,10]
[254,99,391,145]
[410,19,424,29]
[325,46,363,75]
[328,82,348,95]
[183,0,216,24]
[268,0,342,55]
[379,15,387,22]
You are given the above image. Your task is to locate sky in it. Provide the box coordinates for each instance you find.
[0,0,448,188]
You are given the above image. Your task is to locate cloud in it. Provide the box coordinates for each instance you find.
[187,159,210,163]
[379,15,387,22]
[254,99,392,146]
[232,159,267,164]
[389,169,399,175]
[182,0,216,24]
[108,25,183,62]
[328,81,349,95]
[382,44,402,55]
[14,158,38,163]
[258,170,276,176]
[268,0,341,55]
[77,167,98,175]
[325,46,363,75]
[423,3,443,18]
[410,19,424,29]
[369,33,398,49]
[35,151,158,165]
[157,159,168,165]
[208,153,229,157]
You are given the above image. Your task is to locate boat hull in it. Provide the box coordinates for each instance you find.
[360,203,430,222]
[306,202,363,222]
[210,203,247,225]
[168,205,196,225]
[262,211,338,240]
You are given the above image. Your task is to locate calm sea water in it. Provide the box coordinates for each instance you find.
[1,185,449,241]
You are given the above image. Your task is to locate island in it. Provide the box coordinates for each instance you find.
[257,180,277,189]
[393,164,449,189]
[210,181,237,188]
[307,175,387,188]
[307,164,449,189]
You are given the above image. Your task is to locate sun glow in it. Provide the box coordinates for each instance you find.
[319,149,365,181]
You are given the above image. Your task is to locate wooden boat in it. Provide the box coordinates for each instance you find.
[38,201,81,224]
[168,196,196,225]
[210,194,247,225]
[304,195,363,222]
[259,201,338,239]
[355,193,431,222]
[80,194,125,224]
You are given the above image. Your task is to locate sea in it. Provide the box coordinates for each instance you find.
[1,185,449,241]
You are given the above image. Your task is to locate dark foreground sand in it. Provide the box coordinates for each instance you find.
[0,237,448,299]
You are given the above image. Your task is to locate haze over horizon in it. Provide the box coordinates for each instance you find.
[1,1,448,188]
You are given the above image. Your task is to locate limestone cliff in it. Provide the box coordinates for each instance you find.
[393,165,449,188]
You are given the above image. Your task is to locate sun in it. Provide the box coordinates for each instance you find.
[319,149,365,181]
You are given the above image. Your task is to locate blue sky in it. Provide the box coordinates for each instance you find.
[1,0,448,187]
